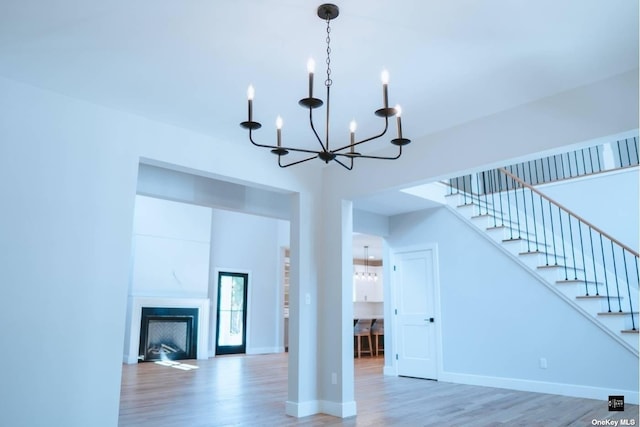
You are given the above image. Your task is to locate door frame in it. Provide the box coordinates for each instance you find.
[390,243,442,379]
[213,269,251,355]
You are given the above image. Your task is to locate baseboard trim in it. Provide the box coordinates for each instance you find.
[246,346,282,355]
[123,354,137,364]
[440,371,639,405]
[383,365,396,376]
[285,400,320,417]
[320,399,357,418]
[285,399,357,418]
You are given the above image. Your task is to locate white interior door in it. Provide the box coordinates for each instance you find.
[394,248,438,379]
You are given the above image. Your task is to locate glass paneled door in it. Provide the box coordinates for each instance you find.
[215,272,248,355]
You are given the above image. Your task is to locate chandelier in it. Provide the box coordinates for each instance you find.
[240,3,411,170]
[354,245,378,282]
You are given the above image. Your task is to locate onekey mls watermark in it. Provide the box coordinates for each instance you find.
[591,396,636,426]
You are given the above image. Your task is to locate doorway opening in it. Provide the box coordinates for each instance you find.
[215,271,249,355]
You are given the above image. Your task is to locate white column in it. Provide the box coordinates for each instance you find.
[286,191,321,416]
[317,195,357,417]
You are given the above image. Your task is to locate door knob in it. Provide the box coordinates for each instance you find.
[426,317,434,323]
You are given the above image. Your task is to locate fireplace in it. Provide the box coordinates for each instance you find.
[139,307,198,362]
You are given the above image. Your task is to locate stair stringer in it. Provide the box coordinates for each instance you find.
[443,202,639,357]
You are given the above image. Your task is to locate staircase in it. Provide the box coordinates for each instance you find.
[444,167,639,354]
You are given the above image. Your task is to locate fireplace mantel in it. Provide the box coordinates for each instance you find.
[124,296,210,364]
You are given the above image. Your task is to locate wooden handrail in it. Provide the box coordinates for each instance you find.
[499,168,639,257]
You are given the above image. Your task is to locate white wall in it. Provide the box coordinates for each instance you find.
[0,77,139,426]
[209,209,287,355]
[388,207,638,400]
[131,195,212,297]
[538,168,639,251]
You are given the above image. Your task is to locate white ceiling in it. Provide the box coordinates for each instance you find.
[0,0,637,224]
[0,0,636,150]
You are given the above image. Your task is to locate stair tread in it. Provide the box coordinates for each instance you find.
[518,250,564,257]
[576,295,623,300]
[621,329,639,334]
[597,311,639,316]
[537,264,570,269]
[502,237,550,246]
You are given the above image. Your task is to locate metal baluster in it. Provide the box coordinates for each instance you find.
[578,222,589,295]
[610,241,622,312]
[599,234,611,312]
[558,207,568,279]
[540,192,549,265]
[587,146,594,173]
[497,169,505,227]
[595,145,602,172]
[546,157,552,182]
[566,152,572,177]
[534,159,540,184]
[505,172,514,240]
[588,228,599,296]
[462,175,468,205]
[573,151,580,175]
[580,148,587,175]
[548,199,558,265]
[489,170,497,227]
[630,254,638,330]
[616,139,623,168]
[481,171,488,215]
[567,215,578,280]
[518,163,530,251]
[528,168,539,252]
[513,172,522,239]
[624,138,631,167]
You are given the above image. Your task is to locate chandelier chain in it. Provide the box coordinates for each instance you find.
[325,16,332,87]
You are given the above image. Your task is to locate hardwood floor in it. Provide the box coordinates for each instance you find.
[119,353,638,426]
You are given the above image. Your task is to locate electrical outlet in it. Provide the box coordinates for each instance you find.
[539,358,547,369]
[331,372,337,385]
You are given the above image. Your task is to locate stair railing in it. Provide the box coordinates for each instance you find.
[449,167,638,331]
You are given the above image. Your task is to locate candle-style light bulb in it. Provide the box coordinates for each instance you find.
[307,58,315,98]
[247,85,255,122]
[381,70,390,108]
[395,104,403,139]
[276,115,283,146]
[349,120,357,151]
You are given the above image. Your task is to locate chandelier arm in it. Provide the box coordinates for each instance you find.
[332,156,354,170]
[247,129,277,149]
[331,116,390,153]
[278,154,318,168]
[338,145,403,161]
[249,129,328,155]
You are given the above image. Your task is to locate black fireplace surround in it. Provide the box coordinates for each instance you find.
[139,307,198,362]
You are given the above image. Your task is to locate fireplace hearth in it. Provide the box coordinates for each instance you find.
[139,307,198,362]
